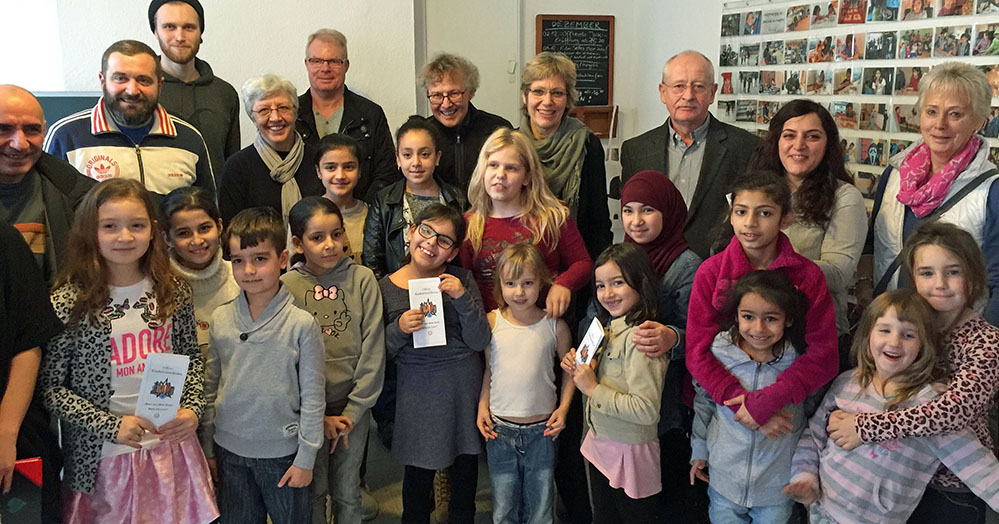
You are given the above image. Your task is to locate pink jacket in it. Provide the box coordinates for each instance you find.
[685,234,838,423]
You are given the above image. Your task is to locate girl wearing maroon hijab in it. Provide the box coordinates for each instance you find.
[620,170,706,521]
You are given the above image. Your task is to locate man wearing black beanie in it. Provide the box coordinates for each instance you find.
[149,0,240,184]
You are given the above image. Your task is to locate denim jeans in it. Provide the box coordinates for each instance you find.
[907,485,987,524]
[311,411,370,524]
[486,418,556,524]
[707,485,794,524]
[216,446,311,524]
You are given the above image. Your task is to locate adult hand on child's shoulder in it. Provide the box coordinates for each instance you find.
[632,321,676,358]
[157,408,199,442]
[278,465,313,488]
[827,410,861,450]
[438,273,465,299]
[546,284,571,318]
[398,309,424,334]
[784,474,820,505]
[689,459,709,485]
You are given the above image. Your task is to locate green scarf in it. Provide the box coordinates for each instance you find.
[521,116,589,217]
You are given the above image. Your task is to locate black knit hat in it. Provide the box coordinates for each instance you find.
[148,0,205,33]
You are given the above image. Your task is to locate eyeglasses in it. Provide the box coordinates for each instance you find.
[252,105,295,119]
[665,82,711,95]
[427,90,466,104]
[306,57,347,68]
[528,88,568,100]
[415,223,456,249]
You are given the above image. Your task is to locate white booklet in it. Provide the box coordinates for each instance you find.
[576,318,605,366]
[135,353,190,429]
[409,277,447,348]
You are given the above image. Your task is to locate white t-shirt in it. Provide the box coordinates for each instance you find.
[101,278,174,457]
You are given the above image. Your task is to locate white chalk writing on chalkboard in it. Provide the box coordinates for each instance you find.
[540,17,612,106]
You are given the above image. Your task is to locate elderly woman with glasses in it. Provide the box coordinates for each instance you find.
[520,52,612,261]
[218,74,324,226]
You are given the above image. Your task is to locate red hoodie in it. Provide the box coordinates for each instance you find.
[686,234,838,423]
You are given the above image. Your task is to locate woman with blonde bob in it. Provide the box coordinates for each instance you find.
[864,62,999,325]
[459,127,593,318]
[519,52,612,260]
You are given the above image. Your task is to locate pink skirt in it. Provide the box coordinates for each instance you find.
[64,434,219,524]
[580,429,661,499]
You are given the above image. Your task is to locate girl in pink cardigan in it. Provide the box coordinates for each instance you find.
[686,171,838,429]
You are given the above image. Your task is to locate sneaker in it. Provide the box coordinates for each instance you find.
[361,486,379,521]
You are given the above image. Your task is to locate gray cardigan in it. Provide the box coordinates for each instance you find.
[202,285,325,470]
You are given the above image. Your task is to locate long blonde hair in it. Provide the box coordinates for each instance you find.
[466,128,568,252]
[852,289,941,410]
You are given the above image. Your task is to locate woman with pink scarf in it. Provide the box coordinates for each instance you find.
[865,61,999,324]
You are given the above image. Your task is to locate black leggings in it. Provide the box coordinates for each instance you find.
[401,454,478,524]
[907,485,986,524]
[587,462,663,524]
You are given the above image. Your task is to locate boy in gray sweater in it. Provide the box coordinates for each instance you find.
[201,207,325,524]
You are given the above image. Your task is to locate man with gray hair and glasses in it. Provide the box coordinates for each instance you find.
[296,29,397,202]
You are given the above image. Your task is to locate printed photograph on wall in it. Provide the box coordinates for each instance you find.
[785,39,809,63]
[894,104,921,132]
[889,139,914,157]
[939,0,973,16]
[837,33,866,60]
[898,28,934,58]
[839,0,869,23]
[761,71,785,94]
[812,1,840,27]
[740,71,761,94]
[934,26,973,56]
[866,31,898,59]
[832,101,859,128]
[737,100,758,122]
[721,13,741,36]
[721,72,734,94]
[809,35,836,62]
[868,0,899,20]
[834,67,863,94]
[806,68,832,94]
[859,137,887,166]
[980,0,999,14]
[784,70,805,94]
[759,101,781,124]
[842,137,858,163]
[974,24,999,55]
[787,5,812,30]
[900,0,934,18]
[720,44,738,66]
[862,67,893,94]
[718,101,737,123]
[762,9,787,33]
[740,43,761,65]
[744,11,762,34]
[856,170,880,198]
[983,106,999,137]
[761,40,785,65]
[894,66,927,94]
[989,146,999,165]
[860,103,890,130]
[981,64,999,94]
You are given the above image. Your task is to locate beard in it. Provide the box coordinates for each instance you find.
[158,35,200,65]
[102,84,158,127]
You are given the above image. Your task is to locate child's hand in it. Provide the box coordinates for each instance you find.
[398,309,424,334]
[324,416,353,452]
[438,273,465,299]
[116,415,156,449]
[560,349,577,374]
[476,405,497,440]
[157,408,198,442]
[278,465,312,488]
[546,284,572,318]
[572,361,597,397]
[544,406,569,439]
[689,459,709,485]
[758,409,794,440]
[784,475,820,505]
[206,457,219,484]
[827,410,861,450]
[724,395,761,430]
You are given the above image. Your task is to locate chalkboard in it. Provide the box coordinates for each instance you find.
[536,15,614,107]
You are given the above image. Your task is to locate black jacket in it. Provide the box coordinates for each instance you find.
[33,153,98,281]
[218,143,325,226]
[620,115,759,259]
[297,88,400,203]
[362,178,467,280]
[425,103,511,193]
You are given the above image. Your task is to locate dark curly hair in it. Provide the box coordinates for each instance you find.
[749,99,854,228]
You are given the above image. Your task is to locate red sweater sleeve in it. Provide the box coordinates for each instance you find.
[744,263,839,422]
[685,258,749,406]
[552,216,593,292]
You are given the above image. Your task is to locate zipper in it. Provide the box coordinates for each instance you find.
[135,146,146,187]
[742,361,762,506]
[455,132,463,186]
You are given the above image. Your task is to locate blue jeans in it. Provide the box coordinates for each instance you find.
[216,446,311,524]
[486,418,555,524]
[311,411,370,524]
[707,485,793,524]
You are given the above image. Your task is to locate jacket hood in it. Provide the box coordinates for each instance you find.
[162,58,216,86]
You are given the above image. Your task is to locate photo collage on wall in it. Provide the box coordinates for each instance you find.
[718,0,999,207]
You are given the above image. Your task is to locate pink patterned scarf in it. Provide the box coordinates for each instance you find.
[896,135,982,218]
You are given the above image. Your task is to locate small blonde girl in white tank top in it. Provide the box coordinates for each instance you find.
[476,242,574,524]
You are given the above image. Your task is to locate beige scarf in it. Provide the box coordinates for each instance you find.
[253,131,305,221]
